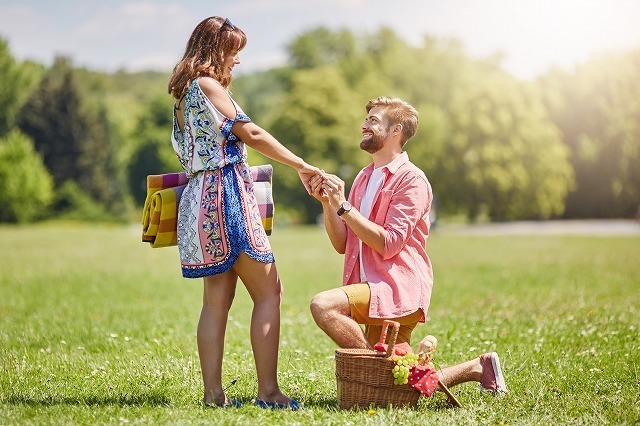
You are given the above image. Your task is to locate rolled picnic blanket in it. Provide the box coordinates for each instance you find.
[141,172,188,248]
[141,165,274,248]
[251,165,274,236]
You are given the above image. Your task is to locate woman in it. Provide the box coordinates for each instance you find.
[168,16,317,409]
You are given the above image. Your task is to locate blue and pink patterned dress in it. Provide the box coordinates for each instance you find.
[171,78,274,278]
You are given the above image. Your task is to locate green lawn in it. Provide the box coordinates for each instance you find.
[1,223,638,425]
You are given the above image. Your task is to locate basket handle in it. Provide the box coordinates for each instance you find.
[378,320,400,358]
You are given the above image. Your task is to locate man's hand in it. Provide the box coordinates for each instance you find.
[309,172,349,254]
[309,173,329,203]
[321,174,347,210]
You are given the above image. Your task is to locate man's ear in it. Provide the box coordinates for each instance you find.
[393,124,403,136]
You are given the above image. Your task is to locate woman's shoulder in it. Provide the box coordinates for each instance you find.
[197,77,226,97]
[195,77,237,118]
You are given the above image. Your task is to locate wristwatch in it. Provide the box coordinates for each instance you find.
[336,201,352,216]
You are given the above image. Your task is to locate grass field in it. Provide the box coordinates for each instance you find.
[1,223,639,425]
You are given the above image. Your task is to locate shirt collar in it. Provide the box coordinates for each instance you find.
[384,151,409,174]
[365,151,409,175]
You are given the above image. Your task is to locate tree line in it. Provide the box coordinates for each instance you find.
[1,27,639,224]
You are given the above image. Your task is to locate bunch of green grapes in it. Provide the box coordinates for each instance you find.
[391,352,419,385]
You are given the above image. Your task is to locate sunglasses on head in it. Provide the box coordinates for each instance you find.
[221,17,235,31]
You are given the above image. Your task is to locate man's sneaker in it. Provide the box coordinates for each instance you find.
[479,352,507,396]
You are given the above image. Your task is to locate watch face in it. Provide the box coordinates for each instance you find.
[337,201,352,216]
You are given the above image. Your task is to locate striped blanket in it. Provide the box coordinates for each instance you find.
[142,165,274,248]
[251,165,274,235]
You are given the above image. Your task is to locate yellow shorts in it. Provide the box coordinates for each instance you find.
[342,283,423,347]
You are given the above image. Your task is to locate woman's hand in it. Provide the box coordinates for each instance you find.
[296,162,323,194]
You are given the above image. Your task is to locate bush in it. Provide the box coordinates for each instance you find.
[53,180,123,222]
[0,130,54,222]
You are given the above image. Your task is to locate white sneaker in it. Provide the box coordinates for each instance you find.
[479,352,507,396]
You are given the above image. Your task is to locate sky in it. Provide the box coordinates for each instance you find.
[1,0,639,80]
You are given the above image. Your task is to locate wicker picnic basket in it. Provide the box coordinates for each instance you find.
[335,320,420,409]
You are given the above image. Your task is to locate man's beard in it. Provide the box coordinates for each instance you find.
[360,128,389,154]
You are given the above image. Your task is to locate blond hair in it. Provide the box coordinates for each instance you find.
[365,96,419,144]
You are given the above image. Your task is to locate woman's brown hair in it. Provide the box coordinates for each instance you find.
[168,16,247,100]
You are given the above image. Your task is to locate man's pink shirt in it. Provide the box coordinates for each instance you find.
[343,152,433,321]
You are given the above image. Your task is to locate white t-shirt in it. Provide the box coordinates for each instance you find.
[359,167,385,282]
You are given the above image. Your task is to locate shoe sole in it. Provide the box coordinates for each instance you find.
[489,352,507,394]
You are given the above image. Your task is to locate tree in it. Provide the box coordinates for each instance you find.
[233,67,291,125]
[538,51,640,218]
[0,37,43,137]
[265,66,364,222]
[426,73,574,221]
[272,26,576,222]
[16,57,121,213]
[0,130,54,222]
[126,95,177,205]
[287,27,358,69]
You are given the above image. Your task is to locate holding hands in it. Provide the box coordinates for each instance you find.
[309,172,347,211]
[296,162,324,195]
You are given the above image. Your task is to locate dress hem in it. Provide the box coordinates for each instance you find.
[181,251,275,279]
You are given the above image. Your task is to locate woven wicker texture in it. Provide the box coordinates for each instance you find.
[334,320,420,409]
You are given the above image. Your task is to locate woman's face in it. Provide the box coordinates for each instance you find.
[222,50,240,78]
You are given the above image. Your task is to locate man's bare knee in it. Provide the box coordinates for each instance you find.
[310,290,346,326]
[310,293,329,325]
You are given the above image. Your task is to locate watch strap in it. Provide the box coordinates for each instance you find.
[337,201,351,216]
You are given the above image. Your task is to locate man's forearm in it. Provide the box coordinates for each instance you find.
[322,202,347,253]
[338,207,386,255]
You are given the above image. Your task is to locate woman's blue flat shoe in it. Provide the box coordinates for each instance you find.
[203,398,243,408]
[254,399,301,410]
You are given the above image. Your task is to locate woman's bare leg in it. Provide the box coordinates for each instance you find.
[199,270,238,405]
[233,253,294,405]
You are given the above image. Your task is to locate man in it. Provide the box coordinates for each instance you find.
[309,96,506,394]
